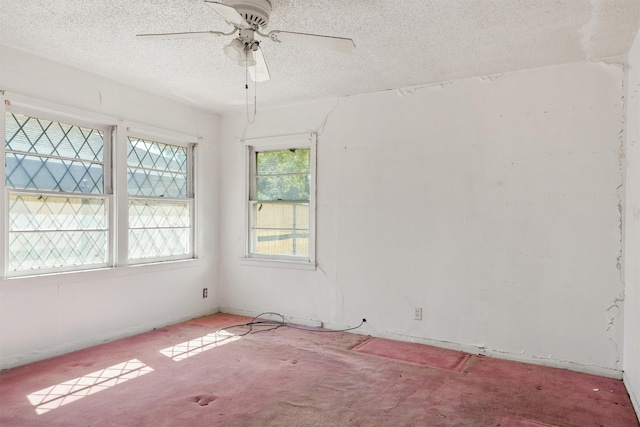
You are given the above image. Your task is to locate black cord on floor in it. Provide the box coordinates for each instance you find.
[286,320,366,333]
[217,312,366,337]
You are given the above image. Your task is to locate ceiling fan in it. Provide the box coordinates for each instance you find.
[137,0,356,82]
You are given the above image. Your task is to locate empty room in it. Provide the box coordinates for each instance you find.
[1,0,640,425]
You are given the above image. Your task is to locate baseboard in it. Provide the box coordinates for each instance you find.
[479,347,622,379]
[220,308,623,380]
[624,372,640,421]
[348,328,622,378]
[1,307,221,371]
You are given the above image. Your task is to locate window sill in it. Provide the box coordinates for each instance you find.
[239,257,317,271]
[2,258,206,282]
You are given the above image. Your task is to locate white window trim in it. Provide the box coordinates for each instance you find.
[5,190,112,278]
[124,130,198,265]
[242,133,317,269]
[1,93,7,277]
[2,96,115,278]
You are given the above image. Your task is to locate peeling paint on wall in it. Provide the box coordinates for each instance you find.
[606,63,627,371]
[606,294,624,370]
[475,73,504,83]
[606,298,623,333]
[316,98,340,136]
[394,80,455,97]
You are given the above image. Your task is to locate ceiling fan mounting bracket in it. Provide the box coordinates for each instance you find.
[237,28,260,51]
[238,28,255,42]
[222,0,272,29]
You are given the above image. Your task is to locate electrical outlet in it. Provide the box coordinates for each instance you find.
[203,288,208,298]
[414,307,422,320]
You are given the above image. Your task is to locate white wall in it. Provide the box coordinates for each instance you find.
[220,61,626,377]
[624,31,640,416]
[1,41,632,393]
[0,45,220,369]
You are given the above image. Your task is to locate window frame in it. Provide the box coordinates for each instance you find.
[243,133,316,269]
[123,128,197,266]
[3,101,114,277]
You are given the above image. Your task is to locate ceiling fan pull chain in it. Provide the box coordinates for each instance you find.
[246,59,257,124]
[253,70,258,117]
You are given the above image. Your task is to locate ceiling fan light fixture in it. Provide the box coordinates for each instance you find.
[223,38,244,63]
[238,48,256,67]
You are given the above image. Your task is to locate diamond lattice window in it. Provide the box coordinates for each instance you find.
[4,112,109,274]
[127,137,187,198]
[127,137,192,261]
[8,194,108,271]
[6,113,104,193]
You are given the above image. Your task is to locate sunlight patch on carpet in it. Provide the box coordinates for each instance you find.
[160,330,240,361]
[353,338,471,372]
[27,359,153,415]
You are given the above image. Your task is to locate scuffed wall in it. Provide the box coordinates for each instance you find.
[220,61,625,377]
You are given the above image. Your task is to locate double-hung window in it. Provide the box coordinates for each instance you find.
[2,94,199,277]
[127,136,194,262]
[4,110,111,275]
[246,134,316,266]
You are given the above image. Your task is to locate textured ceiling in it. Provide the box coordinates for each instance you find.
[1,0,639,113]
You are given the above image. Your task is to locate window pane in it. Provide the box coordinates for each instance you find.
[9,231,108,272]
[129,199,191,260]
[127,136,192,263]
[252,229,309,257]
[256,175,310,201]
[127,168,187,198]
[127,137,188,198]
[10,194,107,231]
[256,149,309,175]
[129,228,190,260]
[6,113,103,161]
[8,193,108,272]
[129,199,190,228]
[6,153,103,193]
[127,137,187,173]
[254,203,309,228]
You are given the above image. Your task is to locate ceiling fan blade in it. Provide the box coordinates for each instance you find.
[204,1,252,29]
[136,30,226,40]
[267,30,355,52]
[249,46,271,82]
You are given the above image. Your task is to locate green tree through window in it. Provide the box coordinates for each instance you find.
[256,149,310,201]
[251,147,311,259]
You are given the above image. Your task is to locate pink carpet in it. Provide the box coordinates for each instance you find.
[0,313,637,426]
[353,337,471,372]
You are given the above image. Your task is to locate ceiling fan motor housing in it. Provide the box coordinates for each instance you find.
[223,0,272,28]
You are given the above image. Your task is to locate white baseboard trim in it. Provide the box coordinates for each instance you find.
[350,328,622,379]
[624,372,640,421]
[220,308,622,379]
[1,307,221,371]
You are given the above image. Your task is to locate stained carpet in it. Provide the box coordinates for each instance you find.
[352,337,471,372]
[0,313,637,426]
